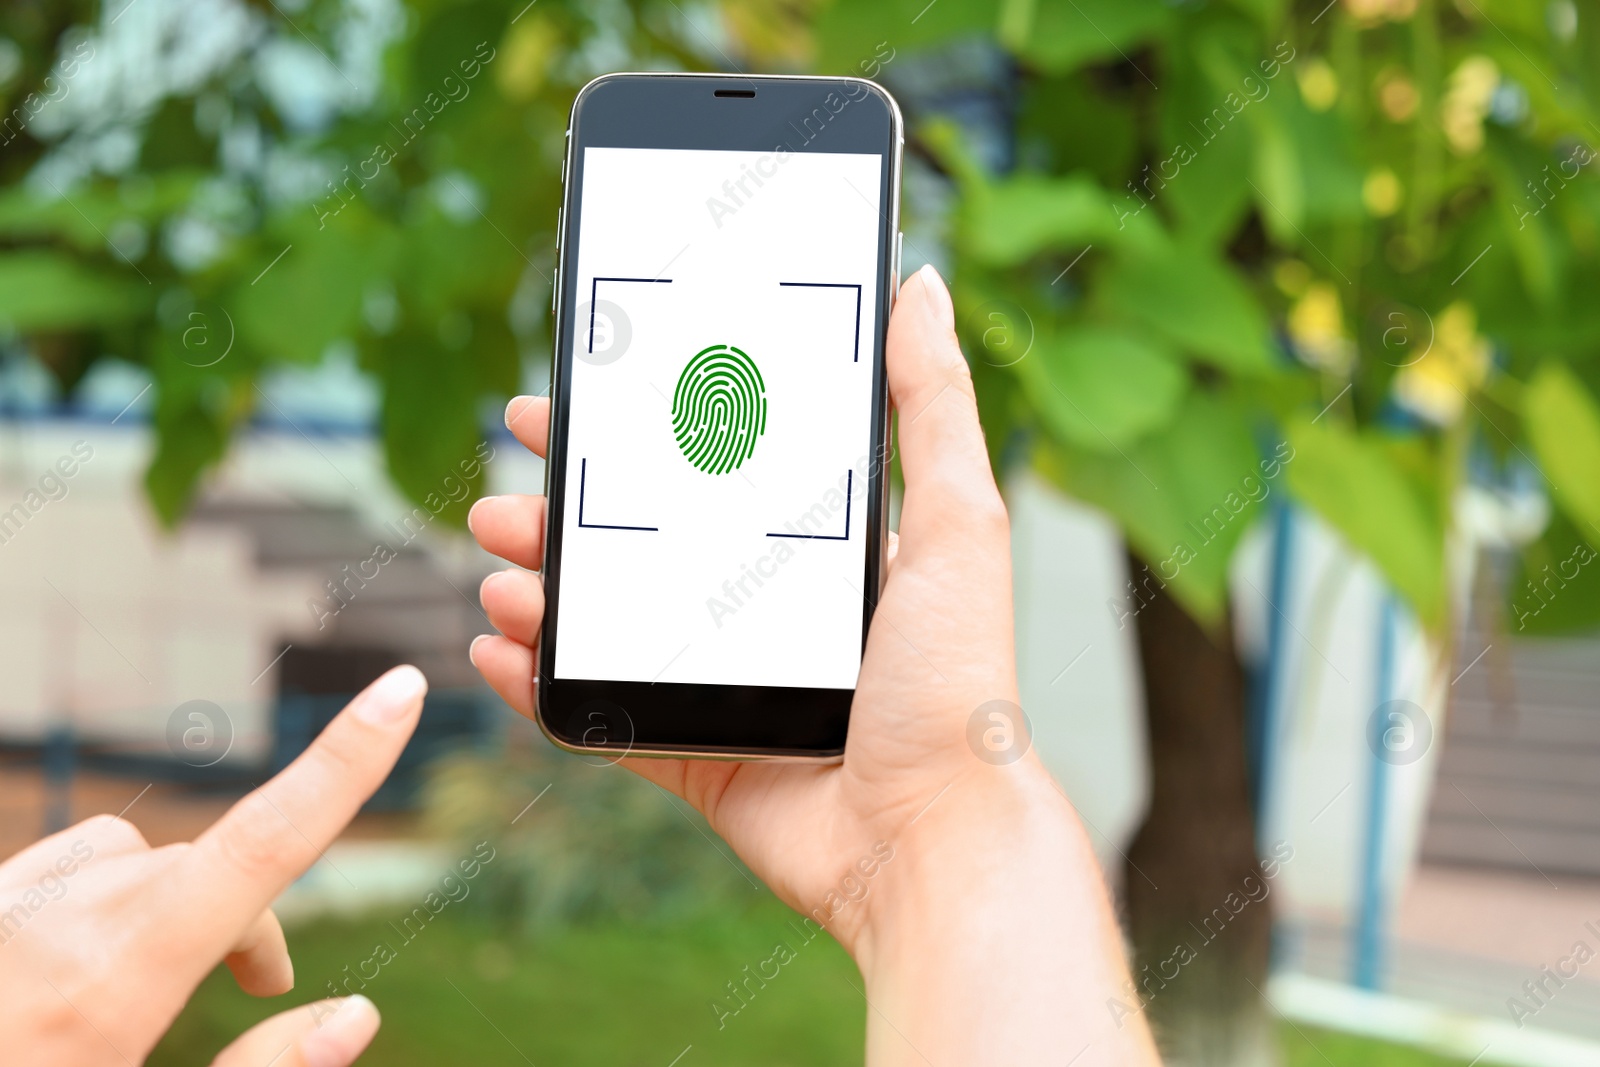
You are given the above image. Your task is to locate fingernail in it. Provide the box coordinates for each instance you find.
[469,634,490,667]
[505,396,535,430]
[301,995,381,1067]
[479,570,509,604]
[355,665,427,726]
[467,496,498,534]
[918,263,954,332]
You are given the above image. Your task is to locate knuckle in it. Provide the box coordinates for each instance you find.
[153,841,194,865]
[982,482,1011,523]
[953,376,983,421]
[32,985,90,1046]
[960,482,1011,536]
[81,813,148,852]
[949,341,977,383]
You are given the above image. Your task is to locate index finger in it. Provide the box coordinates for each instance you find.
[182,666,427,935]
[504,395,550,457]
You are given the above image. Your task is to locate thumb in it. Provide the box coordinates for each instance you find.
[886,263,1007,552]
[211,996,380,1067]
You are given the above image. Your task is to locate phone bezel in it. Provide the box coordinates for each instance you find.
[537,72,903,761]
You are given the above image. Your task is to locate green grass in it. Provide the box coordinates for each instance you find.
[154,896,866,1066]
[154,897,1470,1066]
[1281,1022,1475,1067]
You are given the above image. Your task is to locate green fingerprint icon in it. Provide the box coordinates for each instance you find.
[671,344,768,475]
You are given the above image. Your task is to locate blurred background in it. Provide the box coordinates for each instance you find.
[2,0,1598,1064]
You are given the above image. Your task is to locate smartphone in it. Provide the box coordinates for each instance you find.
[537,72,903,760]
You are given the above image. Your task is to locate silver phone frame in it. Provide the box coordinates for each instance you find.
[536,71,904,763]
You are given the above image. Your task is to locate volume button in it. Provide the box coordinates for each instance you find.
[892,230,903,302]
[552,206,564,313]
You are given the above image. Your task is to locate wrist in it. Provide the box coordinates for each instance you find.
[848,759,1160,1065]
[852,758,1087,978]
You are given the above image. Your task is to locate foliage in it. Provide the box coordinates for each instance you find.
[818,0,1600,634]
[422,745,756,930]
[2,0,1599,634]
[0,0,707,524]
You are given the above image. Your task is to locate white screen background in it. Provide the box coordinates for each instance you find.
[553,146,884,689]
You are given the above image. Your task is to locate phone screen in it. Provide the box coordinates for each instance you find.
[553,145,885,691]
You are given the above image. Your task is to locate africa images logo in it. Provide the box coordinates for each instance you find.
[671,344,767,475]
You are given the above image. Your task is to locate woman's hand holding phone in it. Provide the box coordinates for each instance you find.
[471,265,1162,1065]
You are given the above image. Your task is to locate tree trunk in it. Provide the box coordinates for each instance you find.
[1122,551,1276,1066]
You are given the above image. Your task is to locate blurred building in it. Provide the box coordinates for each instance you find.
[0,353,531,850]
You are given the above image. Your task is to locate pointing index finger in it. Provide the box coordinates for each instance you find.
[183,666,427,939]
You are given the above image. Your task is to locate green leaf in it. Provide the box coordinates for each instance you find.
[0,252,150,332]
[1248,86,1365,231]
[813,0,994,73]
[139,98,216,171]
[1021,325,1188,452]
[142,340,263,525]
[1016,75,1138,191]
[470,310,522,398]
[1013,0,1170,75]
[230,215,400,364]
[1220,0,1288,23]
[378,328,488,528]
[1495,163,1562,307]
[961,173,1118,265]
[1249,111,1303,234]
[1157,57,1256,245]
[1506,508,1600,636]
[411,1,508,94]
[398,208,523,319]
[971,354,1028,477]
[1098,245,1278,374]
[145,400,229,526]
[0,177,197,249]
[1041,390,1275,623]
[1285,418,1445,626]
[144,370,252,526]
[1524,362,1600,537]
